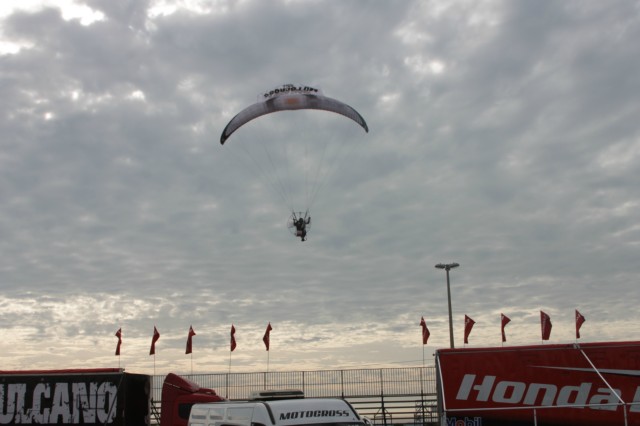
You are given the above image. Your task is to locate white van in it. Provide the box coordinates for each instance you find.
[187,390,366,426]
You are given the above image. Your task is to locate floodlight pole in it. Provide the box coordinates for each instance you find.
[435,262,460,349]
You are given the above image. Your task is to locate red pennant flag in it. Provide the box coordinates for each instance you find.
[262,323,273,351]
[115,328,122,356]
[230,324,237,352]
[540,311,552,341]
[575,310,586,339]
[419,317,430,345]
[185,325,196,354]
[149,326,160,355]
[500,314,511,343]
[464,315,475,344]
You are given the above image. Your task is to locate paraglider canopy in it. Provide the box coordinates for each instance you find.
[220,84,368,145]
[219,84,369,241]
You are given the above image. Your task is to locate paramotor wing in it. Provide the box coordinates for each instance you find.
[220,85,369,240]
[220,84,368,144]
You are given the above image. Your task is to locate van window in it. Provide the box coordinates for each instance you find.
[190,407,208,421]
[207,408,225,420]
[226,407,254,421]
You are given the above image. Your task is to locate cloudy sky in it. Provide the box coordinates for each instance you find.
[1,0,639,376]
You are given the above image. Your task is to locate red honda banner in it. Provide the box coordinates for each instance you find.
[115,328,122,356]
[436,341,640,426]
[500,313,511,343]
[420,316,430,345]
[185,325,196,354]
[576,309,586,339]
[464,315,475,344]
[149,326,160,355]
[263,322,273,351]
[230,324,237,352]
[541,311,552,341]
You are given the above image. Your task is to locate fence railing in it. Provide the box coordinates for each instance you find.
[151,366,440,425]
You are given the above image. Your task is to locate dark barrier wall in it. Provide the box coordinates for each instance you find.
[0,369,150,426]
[123,373,151,426]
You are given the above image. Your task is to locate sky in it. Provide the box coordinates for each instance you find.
[1,0,639,376]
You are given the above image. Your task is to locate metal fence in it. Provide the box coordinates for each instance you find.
[151,366,440,426]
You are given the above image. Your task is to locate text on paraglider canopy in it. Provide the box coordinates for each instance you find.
[262,84,320,99]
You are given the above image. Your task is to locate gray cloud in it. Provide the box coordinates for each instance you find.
[0,0,639,373]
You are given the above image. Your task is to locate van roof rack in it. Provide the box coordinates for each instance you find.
[248,389,304,401]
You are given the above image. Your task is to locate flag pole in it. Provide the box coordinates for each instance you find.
[262,322,272,374]
[190,353,193,375]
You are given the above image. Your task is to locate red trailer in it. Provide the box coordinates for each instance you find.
[435,341,640,426]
